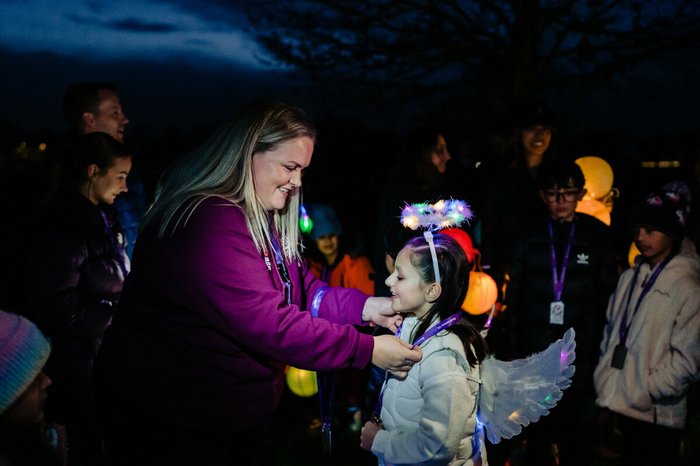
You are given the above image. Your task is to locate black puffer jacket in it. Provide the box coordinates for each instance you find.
[26,189,128,377]
[506,213,619,388]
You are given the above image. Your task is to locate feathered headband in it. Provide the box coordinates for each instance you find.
[400,199,473,284]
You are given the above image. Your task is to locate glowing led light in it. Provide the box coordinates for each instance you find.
[299,205,314,234]
[400,199,473,231]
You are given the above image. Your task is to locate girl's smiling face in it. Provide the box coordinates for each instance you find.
[384,247,434,319]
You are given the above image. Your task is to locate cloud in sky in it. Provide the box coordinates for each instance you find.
[0,0,275,69]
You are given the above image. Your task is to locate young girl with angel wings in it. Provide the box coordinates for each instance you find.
[360,200,577,466]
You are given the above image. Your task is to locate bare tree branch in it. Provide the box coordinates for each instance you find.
[246,0,700,120]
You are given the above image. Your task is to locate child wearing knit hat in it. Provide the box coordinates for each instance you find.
[0,309,66,466]
[594,184,700,466]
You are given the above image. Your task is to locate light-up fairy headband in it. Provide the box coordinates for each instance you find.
[400,199,473,284]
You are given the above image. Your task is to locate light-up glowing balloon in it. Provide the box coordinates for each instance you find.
[575,156,614,200]
[441,228,475,263]
[576,198,611,226]
[286,366,318,397]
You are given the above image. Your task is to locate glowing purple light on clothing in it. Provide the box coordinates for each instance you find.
[560,349,568,367]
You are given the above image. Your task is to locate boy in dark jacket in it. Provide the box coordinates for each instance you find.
[505,159,619,466]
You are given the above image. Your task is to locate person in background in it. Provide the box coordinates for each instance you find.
[505,159,618,466]
[305,202,376,428]
[25,132,131,466]
[0,309,67,466]
[374,126,459,297]
[306,203,375,295]
[479,99,559,311]
[94,100,422,466]
[62,82,129,143]
[595,186,700,466]
[62,81,144,259]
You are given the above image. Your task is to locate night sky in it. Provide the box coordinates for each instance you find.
[0,0,309,134]
[2,1,698,143]
[2,0,699,247]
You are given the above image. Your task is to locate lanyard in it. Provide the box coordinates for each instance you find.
[548,221,575,301]
[99,210,128,278]
[618,255,673,345]
[310,286,334,453]
[269,236,292,305]
[373,311,462,419]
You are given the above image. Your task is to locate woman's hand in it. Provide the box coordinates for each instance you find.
[360,420,382,451]
[362,297,402,332]
[372,335,423,379]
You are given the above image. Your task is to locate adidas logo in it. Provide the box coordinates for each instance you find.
[576,253,589,265]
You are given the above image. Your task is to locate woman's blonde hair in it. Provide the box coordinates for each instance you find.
[142,100,316,261]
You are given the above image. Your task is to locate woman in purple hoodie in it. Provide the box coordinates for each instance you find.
[94,100,422,466]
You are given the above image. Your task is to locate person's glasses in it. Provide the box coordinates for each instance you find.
[543,189,580,202]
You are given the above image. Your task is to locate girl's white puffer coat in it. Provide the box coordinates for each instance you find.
[372,316,486,466]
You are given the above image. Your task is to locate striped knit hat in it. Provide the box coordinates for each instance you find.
[0,310,51,414]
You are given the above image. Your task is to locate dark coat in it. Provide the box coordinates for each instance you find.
[506,213,619,388]
[479,164,549,291]
[25,189,127,378]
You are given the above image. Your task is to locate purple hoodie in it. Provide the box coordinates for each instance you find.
[96,197,373,430]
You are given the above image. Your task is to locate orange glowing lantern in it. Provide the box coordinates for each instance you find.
[462,250,498,315]
[286,366,318,397]
[628,242,640,268]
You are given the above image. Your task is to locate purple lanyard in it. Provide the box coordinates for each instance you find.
[548,221,575,301]
[99,210,128,278]
[618,255,673,345]
[373,311,462,419]
[411,311,463,347]
[269,236,292,305]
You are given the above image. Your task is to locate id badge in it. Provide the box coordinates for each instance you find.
[611,344,627,369]
[549,301,565,325]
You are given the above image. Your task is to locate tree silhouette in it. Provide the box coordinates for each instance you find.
[247,0,700,124]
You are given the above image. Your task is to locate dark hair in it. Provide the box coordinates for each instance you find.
[510,99,558,169]
[512,99,558,130]
[403,126,445,190]
[62,82,118,129]
[536,159,585,190]
[383,220,423,261]
[404,234,488,367]
[68,132,131,186]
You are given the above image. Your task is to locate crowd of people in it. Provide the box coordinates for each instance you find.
[0,83,699,466]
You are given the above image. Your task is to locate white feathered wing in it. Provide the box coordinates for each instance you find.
[478,327,576,444]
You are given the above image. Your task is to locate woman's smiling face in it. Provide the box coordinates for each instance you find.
[252,136,314,211]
